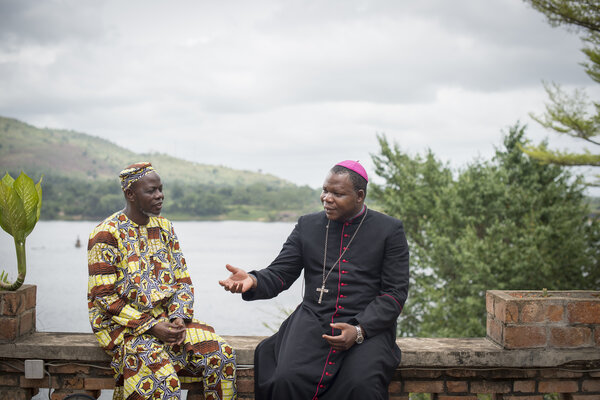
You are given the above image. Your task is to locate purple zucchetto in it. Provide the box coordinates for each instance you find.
[335,160,368,182]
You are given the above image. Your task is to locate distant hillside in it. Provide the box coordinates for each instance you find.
[0,116,320,221]
[0,116,289,186]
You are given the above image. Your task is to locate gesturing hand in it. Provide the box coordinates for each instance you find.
[218,264,256,293]
[150,318,186,345]
[322,323,358,351]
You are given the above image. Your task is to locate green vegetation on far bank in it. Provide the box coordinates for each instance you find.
[14,172,321,222]
[0,116,322,222]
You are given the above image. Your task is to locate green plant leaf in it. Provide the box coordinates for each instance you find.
[0,178,27,241]
[14,172,39,237]
[1,173,15,187]
[35,176,43,222]
[0,179,14,236]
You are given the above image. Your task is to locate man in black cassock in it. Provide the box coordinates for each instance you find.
[219,160,409,400]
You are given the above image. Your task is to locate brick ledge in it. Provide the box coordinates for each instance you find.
[1,332,599,368]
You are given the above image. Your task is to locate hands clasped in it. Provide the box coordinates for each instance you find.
[150,317,186,345]
[219,264,256,293]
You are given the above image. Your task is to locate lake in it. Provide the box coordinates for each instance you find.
[0,220,304,336]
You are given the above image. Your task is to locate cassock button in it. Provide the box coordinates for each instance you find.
[332,350,337,353]
[326,372,330,376]
[344,222,349,226]
[344,234,349,237]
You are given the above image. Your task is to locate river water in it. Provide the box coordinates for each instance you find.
[0,220,303,336]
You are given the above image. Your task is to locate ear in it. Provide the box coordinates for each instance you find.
[124,187,136,202]
[356,189,366,203]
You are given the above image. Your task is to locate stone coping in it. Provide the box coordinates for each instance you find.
[1,332,599,368]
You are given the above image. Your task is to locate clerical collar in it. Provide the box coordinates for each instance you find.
[347,204,366,222]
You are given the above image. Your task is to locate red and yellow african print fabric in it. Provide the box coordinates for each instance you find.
[88,211,236,400]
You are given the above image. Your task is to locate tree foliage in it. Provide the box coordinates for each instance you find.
[13,173,320,222]
[372,125,600,337]
[522,0,600,184]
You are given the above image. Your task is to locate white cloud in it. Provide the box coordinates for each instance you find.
[0,0,597,193]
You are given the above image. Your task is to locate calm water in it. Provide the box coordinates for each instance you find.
[0,220,303,336]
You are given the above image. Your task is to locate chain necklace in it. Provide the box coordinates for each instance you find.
[316,208,368,304]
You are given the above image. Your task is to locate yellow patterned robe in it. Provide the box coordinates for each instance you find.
[88,211,236,400]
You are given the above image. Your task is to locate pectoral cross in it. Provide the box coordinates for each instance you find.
[316,284,329,304]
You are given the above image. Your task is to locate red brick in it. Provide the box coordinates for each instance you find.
[398,369,443,379]
[19,376,48,389]
[389,396,410,400]
[486,291,493,313]
[388,381,402,392]
[471,380,511,393]
[591,371,600,378]
[236,369,254,377]
[538,379,579,393]
[502,396,544,400]
[0,362,21,373]
[446,380,468,392]
[549,326,592,348]
[437,396,478,400]
[504,326,546,348]
[490,369,537,379]
[487,317,503,344]
[18,309,35,336]
[0,388,37,400]
[0,374,19,386]
[513,380,536,393]
[582,379,600,392]
[83,377,114,390]
[495,298,518,323]
[20,375,84,389]
[595,327,600,347]
[446,370,478,378]
[0,317,18,341]
[236,379,254,393]
[521,302,544,323]
[568,301,600,324]
[403,380,444,393]
[22,285,36,311]
[48,364,91,374]
[540,368,583,378]
[569,395,600,400]
[0,291,23,316]
[545,304,564,322]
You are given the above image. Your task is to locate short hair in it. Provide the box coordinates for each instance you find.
[330,165,367,195]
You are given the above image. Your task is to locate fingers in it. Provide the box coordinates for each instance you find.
[225,264,238,273]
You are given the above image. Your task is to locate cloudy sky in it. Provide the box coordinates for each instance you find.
[0,0,597,190]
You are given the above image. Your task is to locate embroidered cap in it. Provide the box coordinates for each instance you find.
[335,160,368,182]
[119,162,156,191]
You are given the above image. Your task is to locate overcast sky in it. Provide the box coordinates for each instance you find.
[0,0,597,191]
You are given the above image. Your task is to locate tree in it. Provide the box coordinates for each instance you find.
[522,0,600,185]
[372,125,600,337]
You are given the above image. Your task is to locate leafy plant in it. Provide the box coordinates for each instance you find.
[0,172,43,291]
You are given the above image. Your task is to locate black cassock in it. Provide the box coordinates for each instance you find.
[243,207,410,400]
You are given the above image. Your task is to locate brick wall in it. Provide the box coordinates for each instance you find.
[486,290,600,349]
[1,289,599,399]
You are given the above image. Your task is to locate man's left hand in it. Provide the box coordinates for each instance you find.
[322,322,357,351]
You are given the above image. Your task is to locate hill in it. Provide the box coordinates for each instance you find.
[0,116,289,186]
[0,116,320,221]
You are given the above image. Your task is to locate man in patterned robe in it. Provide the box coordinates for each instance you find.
[88,162,236,400]
[219,160,410,399]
